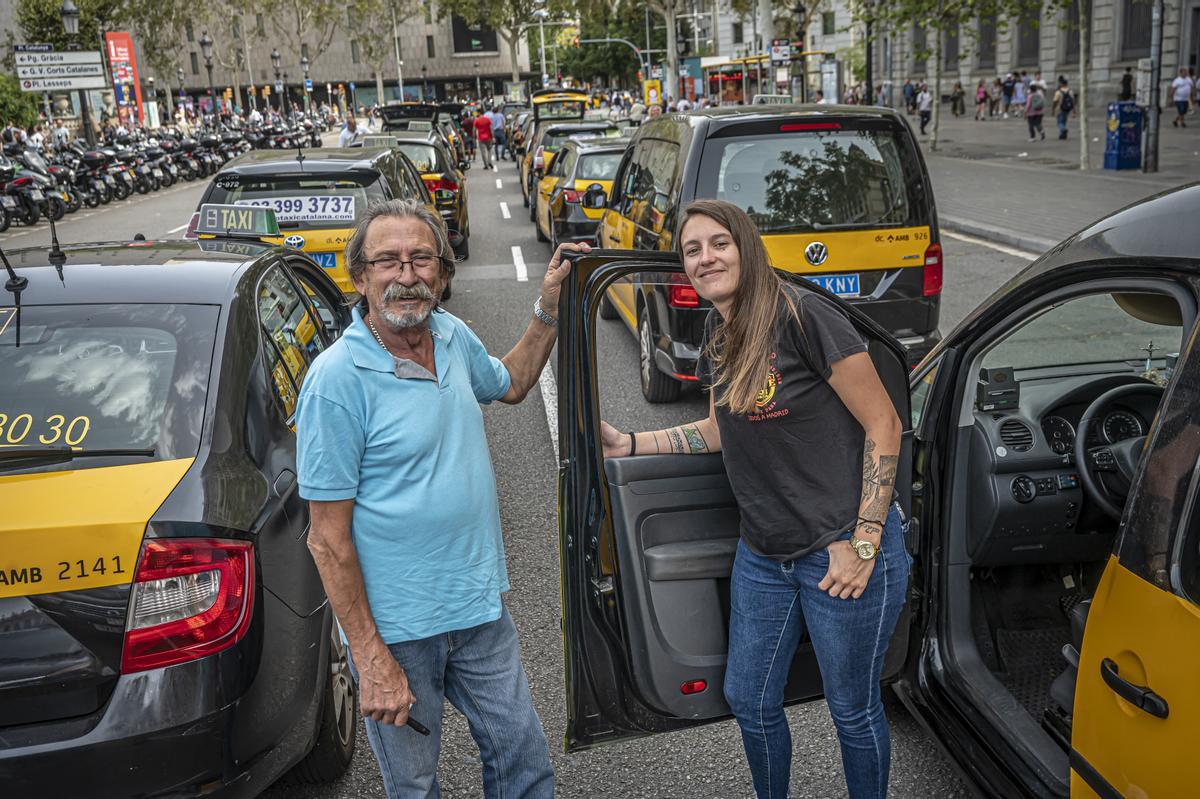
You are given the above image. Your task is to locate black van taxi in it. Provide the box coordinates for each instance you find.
[556,185,1200,798]
[192,148,445,297]
[533,136,629,250]
[0,205,356,797]
[590,105,941,400]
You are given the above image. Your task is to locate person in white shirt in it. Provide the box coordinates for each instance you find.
[1171,68,1194,128]
[916,85,933,134]
[338,116,363,147]
[248,107,263,125]
[676,97,692,112]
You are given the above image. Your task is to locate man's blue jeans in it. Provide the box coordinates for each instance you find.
[1057,110,1069,138]
[724,504,912,799]
[348,606,555,799]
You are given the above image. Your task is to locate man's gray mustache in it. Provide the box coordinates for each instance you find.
[383,282,435,301]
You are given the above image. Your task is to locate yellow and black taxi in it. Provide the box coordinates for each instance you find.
[590,104,941,400]
[520,88,620,212]
[379,102,463,164]
[365,131,471,259]
[533,136,629,250]
[191,147,448,297]
[555,184,1200,797]
[0,205,356,796]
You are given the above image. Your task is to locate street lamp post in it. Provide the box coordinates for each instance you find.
[474,61,481,101]
[199,31,216,119]
[271,49,282,114]
[421,65,428,101]
[533,8,549,88]
[60,0,96,146]
[792,2,809,103]
[862,0,873,104]
[300,56,311,114]
[146,76,156,126]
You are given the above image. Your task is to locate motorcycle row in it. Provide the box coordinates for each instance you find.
[0,116,326,234]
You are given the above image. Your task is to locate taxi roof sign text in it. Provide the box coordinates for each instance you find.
[196,204,281,239]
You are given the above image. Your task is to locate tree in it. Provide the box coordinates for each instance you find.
[262,0,341,69]
[558,0,665,87]
[15,0,126,51]
[0,73,41,128]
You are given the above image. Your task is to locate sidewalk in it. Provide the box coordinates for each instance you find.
[910,104,1199,252]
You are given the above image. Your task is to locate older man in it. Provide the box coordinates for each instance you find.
[297,198,586,798]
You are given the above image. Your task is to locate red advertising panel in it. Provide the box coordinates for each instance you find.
[104,32,145,126]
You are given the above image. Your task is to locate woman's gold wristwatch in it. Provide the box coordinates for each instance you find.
[848,535,880,561]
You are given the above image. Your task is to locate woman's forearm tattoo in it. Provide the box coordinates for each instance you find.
[861,437,898,522]
[664,424,709,454]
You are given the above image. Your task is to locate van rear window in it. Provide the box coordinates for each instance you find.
[204,175,386,231]
[697,127,926,233]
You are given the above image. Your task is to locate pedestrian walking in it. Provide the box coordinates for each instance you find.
[1013,78,1027,118]
[1001,73,1016,117]
[473,109,495,170]
[950,82,965,117]
[487,106,507,160]
[974,80,988,120]
[988,78,1001,117]
[298,199,591,799]
[1171,68,1194,127]
[1025,83,1046,141]
[902,80,915,114]
[916,84,932,134]
[1053,77,1075,140]
[603,199,910,799]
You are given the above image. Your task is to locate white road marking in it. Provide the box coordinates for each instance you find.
[942,230,1037,260]
[499,202,511,219]
[512,245,528,282]
[539,362,559,462]
[167,222,189,234]
[495,178,503,189]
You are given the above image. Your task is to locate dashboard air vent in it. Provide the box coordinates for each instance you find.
[999,419,1034,452]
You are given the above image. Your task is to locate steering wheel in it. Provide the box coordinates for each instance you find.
[1074,381,1164,519]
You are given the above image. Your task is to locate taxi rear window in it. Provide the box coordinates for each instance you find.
[577,153,623,181]
[394,143,449,174]
[205,174,386,231]
[696,123,927,233]
[545,127,618,148]
[0,303,217,474]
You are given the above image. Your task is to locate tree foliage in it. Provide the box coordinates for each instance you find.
[261,0,342,67]
[0,73,41,128]
[558,0,666,86]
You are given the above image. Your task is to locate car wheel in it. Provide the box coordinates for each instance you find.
[598,292,619,320]
[453,234,469,261]
[20,204,39,226]
[536,209,549,242]
[639,306,680,403]
[289,620,357,784]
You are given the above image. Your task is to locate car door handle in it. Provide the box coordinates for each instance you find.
[1100,658,1169,719]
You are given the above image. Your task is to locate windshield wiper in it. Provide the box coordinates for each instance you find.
[0,446,156,471]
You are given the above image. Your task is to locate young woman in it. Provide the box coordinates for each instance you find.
[975,79,988,120]
[601,200,911,799]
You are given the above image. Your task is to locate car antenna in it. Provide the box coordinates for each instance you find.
[1,244,27,347]
[296,141,306,167]
[47,213,67,284]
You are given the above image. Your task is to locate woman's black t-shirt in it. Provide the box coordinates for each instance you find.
[696,285,869,561]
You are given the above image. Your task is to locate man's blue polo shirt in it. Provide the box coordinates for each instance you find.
[296,306,512,643]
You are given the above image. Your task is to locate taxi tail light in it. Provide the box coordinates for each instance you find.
[779,122,842,131]
[423,176,460,193]
[561,188,584,204]
[183,212,199,240]
[121,538,255,673]
[668,273,700,308]
[680,679,707,694]
[922,242,943,297]
[534,145,545,170]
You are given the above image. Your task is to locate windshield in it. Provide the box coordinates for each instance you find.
[23,150,48,172]
[697,128,923,234]
[204,174,386,231]
[0,303,218,473]
[545,127,618,149]
[395,143,448,174]
[577,153,623,180]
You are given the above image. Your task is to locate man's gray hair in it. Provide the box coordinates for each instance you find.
[344,198,453,286]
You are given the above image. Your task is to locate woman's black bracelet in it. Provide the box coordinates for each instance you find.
[856,516,884,530]
[628,432,637,456]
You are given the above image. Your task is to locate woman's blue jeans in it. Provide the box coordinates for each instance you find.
[723,504,912,799]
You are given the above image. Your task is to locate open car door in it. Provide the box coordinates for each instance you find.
[557,251,915,750]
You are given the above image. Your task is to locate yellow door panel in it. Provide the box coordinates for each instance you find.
[1071,556,1200,797]
[762,226,931,275]
[0,458,195,597]
[607,280,638,333]
[599,209,634,250]
[262,227,355,294]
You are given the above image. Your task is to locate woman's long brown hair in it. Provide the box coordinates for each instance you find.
[676,199,799,415]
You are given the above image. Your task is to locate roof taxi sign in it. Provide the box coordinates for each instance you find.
[196,203,282,239]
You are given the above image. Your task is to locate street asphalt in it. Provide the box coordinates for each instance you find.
[0,148,1037,798]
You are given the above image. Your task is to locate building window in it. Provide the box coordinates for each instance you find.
[1016,11,1039,66]
[1121,0,1151,60]
[943,24,959,67]
[302,43,310,60]
[185,22,194,42]
[822,12,836,36]
[190,52,199,75]
[1064,0,1091,64]
[256,14,265,36]
[426,35,436,58]
[732,21,743,45]
[912,24,927,73]
[351,40,361,64]
[978,13,996,68]
[424,1,433,24]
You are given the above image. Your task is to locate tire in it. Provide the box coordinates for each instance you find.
[65,191,81,214]
[83,189,99,208]
[639,306,680,403]
[453,235,469,261]
[0,208,10,233]
[289,619,357,784]
[45,196,66,222]
[20,204,39,226]
[598,292,619,320]
[535,208,549,242]
[98,185,112,204]
[113,181,130,201]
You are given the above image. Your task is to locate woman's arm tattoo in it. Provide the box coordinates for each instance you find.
[659,423,710,454]
[682,424,708,454]
[861,437,898,522]
[666,427,686,454]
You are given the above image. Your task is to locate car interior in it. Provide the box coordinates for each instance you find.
[927,283,1191,790]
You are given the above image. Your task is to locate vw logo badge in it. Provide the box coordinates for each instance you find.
[805,241,828,266]
[284,234,305,249]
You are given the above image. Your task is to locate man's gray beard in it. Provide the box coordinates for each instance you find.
[379,303,433,330]
[377,281,437,330]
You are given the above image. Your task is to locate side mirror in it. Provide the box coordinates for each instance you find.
[459,159,469,170]
[582,182,607,210]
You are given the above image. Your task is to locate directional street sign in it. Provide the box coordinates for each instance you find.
[15,48,107,92]
[305,79,313,91]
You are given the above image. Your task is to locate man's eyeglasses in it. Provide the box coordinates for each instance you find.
[366,254,448,272]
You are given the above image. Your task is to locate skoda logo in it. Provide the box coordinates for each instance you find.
[284,234,305,249]
[805,241,828,266]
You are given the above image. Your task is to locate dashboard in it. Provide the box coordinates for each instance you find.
[964,372,1161,566]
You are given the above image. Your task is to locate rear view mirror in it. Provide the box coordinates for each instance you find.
[582,183,607,210]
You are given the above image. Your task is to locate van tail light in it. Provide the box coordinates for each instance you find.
[562,188,584,203]
[922,242,943,297]
[121,538,255,673]
[779,122,842,131]
[423,175,460,193]
[534,146,545,170]
[668,273,700,308]
[183,212,199,239]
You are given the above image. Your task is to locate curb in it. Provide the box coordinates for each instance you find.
[939,214,1055,256]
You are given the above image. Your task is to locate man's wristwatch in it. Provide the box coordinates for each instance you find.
[848,535,880,561]
[533,297,557,327]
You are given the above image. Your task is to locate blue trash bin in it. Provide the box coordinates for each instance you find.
[1104,101,1143,170]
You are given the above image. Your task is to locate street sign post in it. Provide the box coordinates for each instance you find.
[16,49,106,92]
[770,38,791,65]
